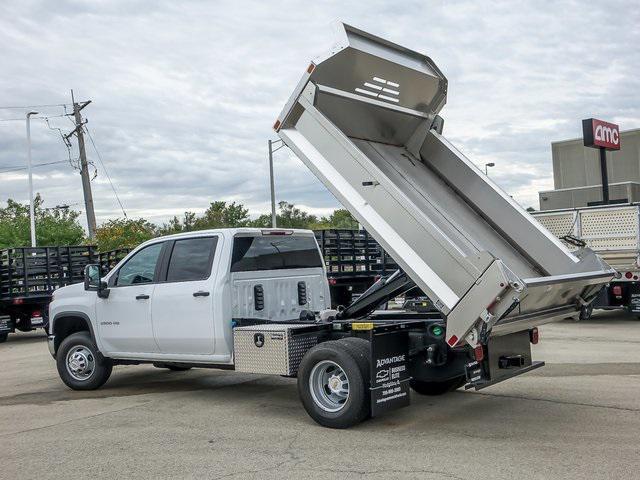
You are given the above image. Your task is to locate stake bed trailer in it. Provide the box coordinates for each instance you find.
[46,24,615,429]
[0,246,98,342]
[532,204,640,318]
[314,228,399,307]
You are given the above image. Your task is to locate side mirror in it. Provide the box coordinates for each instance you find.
[84,264,110,298]
[84,264,100,290]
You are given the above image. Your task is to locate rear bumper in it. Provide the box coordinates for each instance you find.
[47,335,56,358]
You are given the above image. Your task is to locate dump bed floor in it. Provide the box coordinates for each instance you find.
[353,139,542,280]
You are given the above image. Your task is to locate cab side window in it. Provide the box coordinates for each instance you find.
[166,237,218,282]
[115,243,164,286]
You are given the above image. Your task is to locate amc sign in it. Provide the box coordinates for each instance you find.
[582,118,621,151]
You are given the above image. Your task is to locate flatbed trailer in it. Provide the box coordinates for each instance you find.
[314,229,398,306]
[0,246,97,341]
[533,203,640,319]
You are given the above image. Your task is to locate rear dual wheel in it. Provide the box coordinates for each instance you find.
[297,338,371,429]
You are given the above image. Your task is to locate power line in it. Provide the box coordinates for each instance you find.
[0,103,72,110]
[0,113,70,122]
[85,126,127,217]
[0,160,68,174]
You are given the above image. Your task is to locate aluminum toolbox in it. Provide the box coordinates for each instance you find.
[233,323,326,375]
[275,23,615,347]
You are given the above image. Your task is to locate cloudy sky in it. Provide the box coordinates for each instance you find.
[1,0,638,231]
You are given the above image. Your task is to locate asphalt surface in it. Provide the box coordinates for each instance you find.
[2,311,640,480]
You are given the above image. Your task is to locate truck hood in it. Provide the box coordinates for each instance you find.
[52,282,85,300]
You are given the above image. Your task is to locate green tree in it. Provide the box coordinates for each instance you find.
[251,201,319,229]
[322,209,358,229]
[193,201,250,229]
[0,194,86,247]
[158,211,197,235]
[95,218,157,251]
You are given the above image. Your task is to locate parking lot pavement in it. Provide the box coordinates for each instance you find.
[2,311,640,480]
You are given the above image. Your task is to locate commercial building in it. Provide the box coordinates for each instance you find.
[539,128,640,210]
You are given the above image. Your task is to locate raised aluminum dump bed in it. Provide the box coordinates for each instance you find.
[275,24,614,347]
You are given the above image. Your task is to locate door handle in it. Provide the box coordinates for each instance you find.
[193,291,210,297]
[136,294,150,300]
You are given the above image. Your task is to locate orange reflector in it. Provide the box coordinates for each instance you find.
[273,119,281,131]
[529,327,539,345]
[307,63,316,74]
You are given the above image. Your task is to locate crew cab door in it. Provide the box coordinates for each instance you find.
[97,242,165,354]
[151,236,219,355]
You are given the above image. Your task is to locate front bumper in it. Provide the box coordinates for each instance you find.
[47,335,56,358]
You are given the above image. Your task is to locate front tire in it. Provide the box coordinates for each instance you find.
[56,332,112,390]
[410,376,466,396]
[297,341,369,429]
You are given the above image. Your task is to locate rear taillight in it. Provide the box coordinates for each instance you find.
[612,285,623,296]
[474,345,485,362]
[328,277,337,286]
[529,327,539,345]
[31,310,42,318]
[12,298,24,305]
[625,271,633,279]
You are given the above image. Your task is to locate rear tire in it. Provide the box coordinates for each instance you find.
[0,333,7,343]
[410,376,466,396]
[298,340,369,429]
[578,304,593,321]
[56,332,112,390]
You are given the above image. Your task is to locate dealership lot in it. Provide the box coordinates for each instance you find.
[2,311,640,480]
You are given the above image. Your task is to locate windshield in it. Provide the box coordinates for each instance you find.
[230,235,323,272]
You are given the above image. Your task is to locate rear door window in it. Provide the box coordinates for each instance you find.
[231,235,322,272]
[166,237,218,282]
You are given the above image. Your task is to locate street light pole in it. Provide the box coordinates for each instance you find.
[26,111,38,247]
[268,140,277,228]
[485,162,495,176]
[268,139,285,228]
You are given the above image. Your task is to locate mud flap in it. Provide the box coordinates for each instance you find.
[464,330,545,390]
[369,328,411,417]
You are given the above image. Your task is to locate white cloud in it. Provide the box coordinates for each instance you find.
[0,0,637,232]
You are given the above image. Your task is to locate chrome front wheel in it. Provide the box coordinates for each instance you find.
[65,345,96,381]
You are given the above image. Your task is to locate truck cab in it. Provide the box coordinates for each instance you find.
[48,228,330,387]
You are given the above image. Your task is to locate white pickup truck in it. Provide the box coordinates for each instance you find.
[48,228,330,377]
[48,24,614,429]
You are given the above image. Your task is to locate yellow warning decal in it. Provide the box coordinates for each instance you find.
[351,322,374,331]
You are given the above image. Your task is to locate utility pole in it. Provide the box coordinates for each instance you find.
[65,90,96,239]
